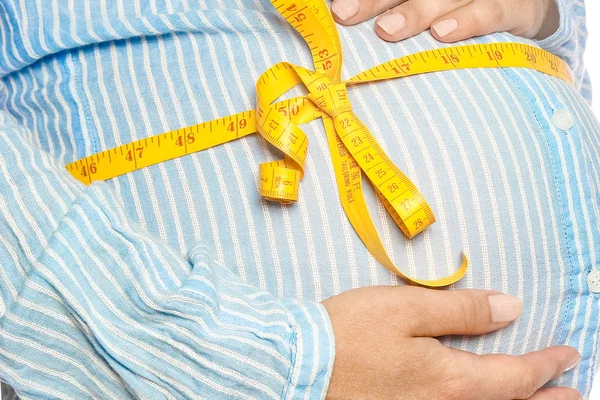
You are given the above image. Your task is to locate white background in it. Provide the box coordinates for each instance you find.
[587,0,600,395]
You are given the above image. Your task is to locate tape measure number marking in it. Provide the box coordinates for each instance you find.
[65,0,572,287]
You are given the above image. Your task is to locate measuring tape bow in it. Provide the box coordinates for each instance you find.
[65,0,573,287]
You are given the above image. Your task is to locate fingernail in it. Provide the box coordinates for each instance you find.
[376,13,406,36]
[331,0,360,22]
[487,294,522,323]
[432,18,458,37]
[564,354,581,373]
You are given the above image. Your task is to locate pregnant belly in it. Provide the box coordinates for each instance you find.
[6,15,600,393]
[59,27,594,309]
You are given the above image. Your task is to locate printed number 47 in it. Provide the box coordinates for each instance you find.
[126,147,144,161]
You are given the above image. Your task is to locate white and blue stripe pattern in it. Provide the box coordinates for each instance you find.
[0,0,598,398]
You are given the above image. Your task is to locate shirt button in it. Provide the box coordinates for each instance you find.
[552,109,574,131]
[587,270,600,293]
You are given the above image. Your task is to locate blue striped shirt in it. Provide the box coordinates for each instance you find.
[0,0,598,398]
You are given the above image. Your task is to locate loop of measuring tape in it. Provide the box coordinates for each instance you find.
[65,0,573,287]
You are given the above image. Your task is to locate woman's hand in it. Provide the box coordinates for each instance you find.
[330,0,560,43]
[322,286,582,400]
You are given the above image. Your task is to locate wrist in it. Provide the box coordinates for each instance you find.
[534,0,560,40]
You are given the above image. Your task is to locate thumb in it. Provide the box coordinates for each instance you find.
[401,287,523,337]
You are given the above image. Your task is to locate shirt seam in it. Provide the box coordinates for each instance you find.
[281,329,298,399]
[71,50,100,159]
[499,67,576,347]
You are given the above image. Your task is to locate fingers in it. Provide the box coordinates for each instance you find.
[450,345,582,399]
[430,0,538,43]
[374,0,473,42]
[332,0,549,44]
[402,287,522,337]
[525,387,583,400]
[330,0,405,26]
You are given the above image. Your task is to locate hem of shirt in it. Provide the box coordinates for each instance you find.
[280,299,335,400]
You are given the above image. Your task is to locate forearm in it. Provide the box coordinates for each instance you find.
[0,110,335,399]
[534,0,560,40]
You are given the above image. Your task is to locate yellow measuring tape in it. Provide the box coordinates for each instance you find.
[65,0,573,287]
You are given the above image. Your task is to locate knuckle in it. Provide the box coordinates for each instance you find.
[456,294,481,332]
[396,288,432,329]
[469,0,505,33]
[438,356,471,400]
[401,294,428,319]
[487,0,506,22]
[442,380,470,400]
[397,286,427,309]
[471,19,484,34]
[516,366,539,398]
